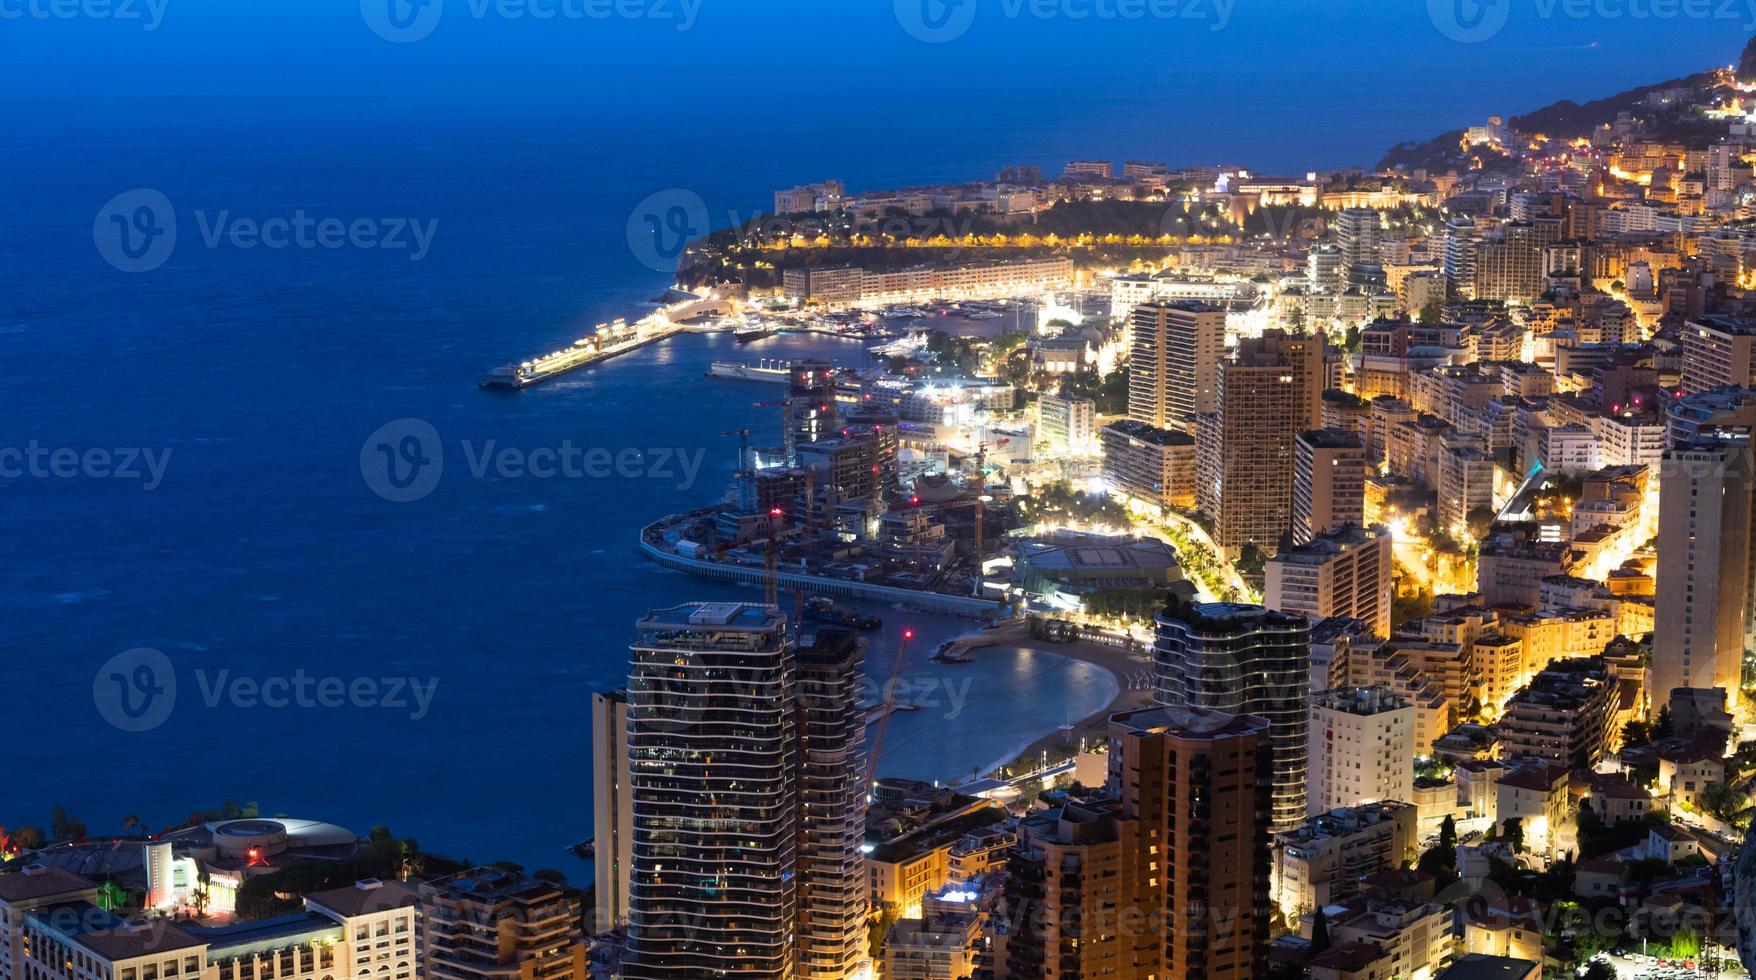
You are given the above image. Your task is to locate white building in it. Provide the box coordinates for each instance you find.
[1036,393,1097,458]
[1308,687,1415,815]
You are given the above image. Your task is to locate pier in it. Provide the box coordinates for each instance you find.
[639,516,1003,618]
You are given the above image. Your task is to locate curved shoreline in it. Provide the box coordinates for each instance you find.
[974,638,1156,778]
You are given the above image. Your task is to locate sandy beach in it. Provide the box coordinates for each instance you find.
[977,638,1158,776]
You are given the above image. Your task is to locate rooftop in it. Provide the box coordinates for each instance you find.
[1102,418,1194,447]
[1297,427,1365,450]
[27,902,205,961]
[1439,953,1541,980]
[1109,705,1270,740]
[303,879,420,919]
[0,865,96,905]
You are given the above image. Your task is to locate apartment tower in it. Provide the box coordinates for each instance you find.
[1196,330,1324,554]
[1128,301,1226,434]
[1153,601,1312,833]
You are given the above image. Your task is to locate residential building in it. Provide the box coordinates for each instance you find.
[589,690,632,932]
[1128,301,1225,432]
[622,604,868,980]
[1036,393,1097,457]
[1308,687,1414,814]
[1273,803,1418,919]
[1100,420,1196,511]
[1293,429,1368,544]
[1198,331,1325,553]
[1265,525,1393,637]
[1654,441,1753,709]
[422,869,585,980]
[1680,315,1756,393]
[993,706,1274,979]
[1154,601,1311,832]
[1496,657,1617,769]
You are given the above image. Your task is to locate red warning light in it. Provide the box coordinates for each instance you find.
[903,629,914,641]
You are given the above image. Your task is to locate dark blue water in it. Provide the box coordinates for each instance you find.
[2,0,1731,870]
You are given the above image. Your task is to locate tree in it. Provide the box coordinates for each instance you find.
[50,807,85,843]
[1465,506,1497,542]
[1698,782,1753,830]
[1439,814,1457,850]
[1502,817,1525,853]
[1419,301,1444,323]
[11,826,46,850]
[1582,962,1617,980]
[1652,706,1674,741]
[532,869,567,883]
[1622,719,1652,749]
[1310,909,1332,953]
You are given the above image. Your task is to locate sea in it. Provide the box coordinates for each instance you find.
[0,0,1730,872]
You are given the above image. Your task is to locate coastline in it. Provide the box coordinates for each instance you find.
[974,638,1156,778]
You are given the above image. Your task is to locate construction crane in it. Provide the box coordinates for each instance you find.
[754,399,793,457]
[764,506,783,605]
[719,428,755,511]
[864,627,915,796]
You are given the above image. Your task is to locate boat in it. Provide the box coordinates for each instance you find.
[868,332,932,358]
[881,306,928,319]
[930,640,972,664]
[964,310,1005,320]
[706,360,791,383]
[803,597,882,631]
[568,837,596,859]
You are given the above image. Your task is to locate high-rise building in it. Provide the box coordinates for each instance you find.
[1680,315,1756,393]
[794,631,870,980]
[1036,392,1097,457]
[1110,707,1272,979]
[624,603,798,978]
[1497,656,1618,769]
[1654,443,1753,709]
[1292,429,1367,544]
[1101,419,1197,512]
[1442,216,1481,299]
[1307,687,1414,814]
[1197,331,1325,554]
[1128,301,1225,433]
[421,868,587,980]
[786,361,840,465]
[622,603,868,980]
[1335,208,1382,272]
[590,690,633,933]
[1153,601,1311,832]
[1265,525,1393,638]
[993,706,1273,979]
